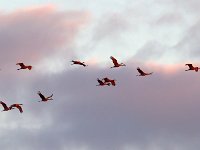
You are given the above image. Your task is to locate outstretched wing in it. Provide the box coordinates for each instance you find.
[110,56,119,65]
[16,63,25,67]
[103,77,110,82]
[72,60,80,63]
[185,64,193,69]
[16,105,23,113]
[80,62,86,67]
[137,67,145,75]
[38,91,46,100]
[0,101,9,110]
[97,78,104,84]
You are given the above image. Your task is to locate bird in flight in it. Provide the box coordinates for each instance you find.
[38,91,53,102]
[185,64,200,72]
[110,56,126,68]
[16,63,32,70]
[96,78,110,86]
[136,67,153,76]
[9,104,23,113]
[0,101,12,112]
[71,60,88,67]
[102,77,116,86]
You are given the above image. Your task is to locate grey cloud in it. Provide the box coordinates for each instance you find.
[0,62,200,149]
[92,13,130,41]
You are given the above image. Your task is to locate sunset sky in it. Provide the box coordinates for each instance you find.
[1,1,200,150]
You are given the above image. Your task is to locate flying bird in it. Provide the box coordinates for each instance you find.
[71,60,88,67]
[102,77,116,86]
[0,101,11,112]
[96,78,110,86]
[9,104,23,113]
[16,63,32,70]
[185,64,200,72]
[110,56,126,68]
[136,67,153,76]
[38,91,53,102]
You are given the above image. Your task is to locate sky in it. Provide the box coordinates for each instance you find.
[0,0,200,150]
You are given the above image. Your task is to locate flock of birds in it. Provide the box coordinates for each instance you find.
[0,56,199,114]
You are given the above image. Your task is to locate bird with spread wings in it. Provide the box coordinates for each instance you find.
[110,56,126,68]
[38,91,53,102]
[136,67,153,76]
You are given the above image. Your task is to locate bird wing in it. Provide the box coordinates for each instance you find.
[185,64,193,69]
[103,77,110,82]
[38,92,46,100]
[0,101,9,109]
[97,78,104,84]
[16,105,23,113]
[137,67,145,75]
[72,60,81,64]
[110,56,119,65]
[80,62,86,66]
[16,63,25,67]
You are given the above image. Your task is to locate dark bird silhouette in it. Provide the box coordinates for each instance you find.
[71,60,88,67]
[96,78,110,86]
[102,77,116,86]
[136,67,153,76]
[185,64,200,72]
[38,91,53,102]
[110,56,126,68]
[0,101,11,112]
[16,63,32,70]
[9,104,23,113]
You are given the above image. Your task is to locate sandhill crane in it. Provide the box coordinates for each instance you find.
[71,60,88,67]
[185,64,200,72]
[96,78,110,86]
[9,104,23,113]
[136,67,153,76]
[110,56,126,68]
[38,91,53,102]
[102,77,116,86]
[16,63,32,70]
[0,101,11,112]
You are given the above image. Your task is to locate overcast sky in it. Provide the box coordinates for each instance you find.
[0,1,200,150]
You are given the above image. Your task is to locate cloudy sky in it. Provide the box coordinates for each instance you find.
[0,0,200,150]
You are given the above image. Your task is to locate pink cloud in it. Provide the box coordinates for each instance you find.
[144,62,184,75]
[0,5,90,67]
